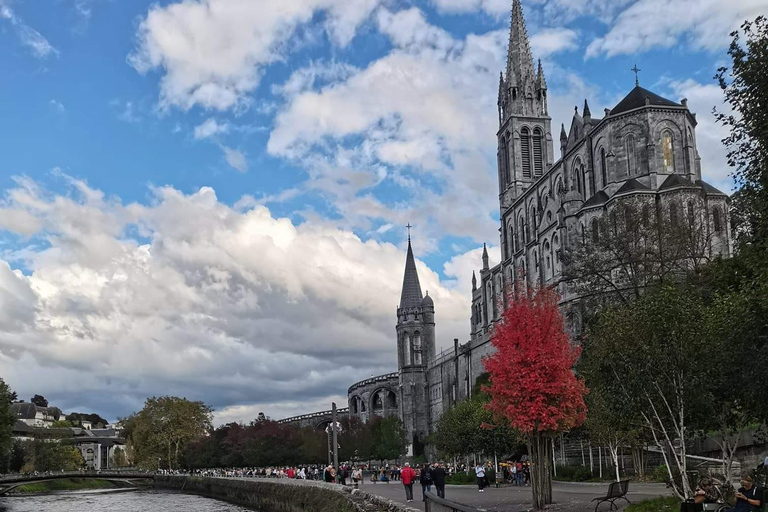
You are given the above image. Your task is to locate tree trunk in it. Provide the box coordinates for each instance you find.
[528,431,553,509]
[598,446,603,479]
[609,444,620,482]
[631,445,645,477]
[589,442,594,474]
[580,439,585,467]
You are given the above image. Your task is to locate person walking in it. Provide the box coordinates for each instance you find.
[400,462,416,503]
[475,463,486,492]
[431,463,446,499]
[420,463,433,501]
[352,467,362,489]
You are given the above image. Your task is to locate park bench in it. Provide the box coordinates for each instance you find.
[592,479,631,512]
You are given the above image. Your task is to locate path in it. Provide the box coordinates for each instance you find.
[354,480,671,511]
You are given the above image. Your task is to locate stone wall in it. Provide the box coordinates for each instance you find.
[154,475,419,512]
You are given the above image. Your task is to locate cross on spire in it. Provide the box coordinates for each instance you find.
[631,64,641,86]
[406,223,412,242]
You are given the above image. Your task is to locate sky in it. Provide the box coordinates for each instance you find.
[0,0,760,424]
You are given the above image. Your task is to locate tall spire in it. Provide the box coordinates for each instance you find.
[400,238,423,309]
[536,59,547,90]
[482,243,490,271]
[506,0,536,95]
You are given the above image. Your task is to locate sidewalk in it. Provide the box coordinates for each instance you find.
[355,480,672,511]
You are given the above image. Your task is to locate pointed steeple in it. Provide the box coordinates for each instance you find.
[497,72,505,105]
[560,123,567,141]
[583,99,591,119]
[482,243,489,271]
[472,271,477,291]
[506,0,536,101]
[400,239,423,309]
[536,59,547,90]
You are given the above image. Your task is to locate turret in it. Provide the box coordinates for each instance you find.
[472,271,477,291]
[482,243,489,272]
[583,99,592,133]
[536,59,548,115]
[560,123,567,157]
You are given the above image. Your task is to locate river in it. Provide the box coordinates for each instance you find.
[0,489,256,511]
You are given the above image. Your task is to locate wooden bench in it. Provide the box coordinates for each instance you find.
[592,480,631,512]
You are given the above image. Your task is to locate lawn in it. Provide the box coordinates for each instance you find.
[625,496,680,512]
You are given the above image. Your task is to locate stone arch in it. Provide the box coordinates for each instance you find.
[316,419,332,431]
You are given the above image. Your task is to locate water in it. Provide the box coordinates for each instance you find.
[0,489,256,511]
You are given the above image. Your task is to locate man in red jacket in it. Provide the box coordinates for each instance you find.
[400,462,416,502]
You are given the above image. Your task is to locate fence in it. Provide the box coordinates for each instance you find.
[424,491,482,512]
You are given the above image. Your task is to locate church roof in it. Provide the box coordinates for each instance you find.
[697,179,728,196]
[581,190,610,209]
[611,86,681,115]
[614,178,651,196]
[659,173,696,191]
[400,240,423,309]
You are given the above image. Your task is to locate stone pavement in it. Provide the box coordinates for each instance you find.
[352,480,672,512]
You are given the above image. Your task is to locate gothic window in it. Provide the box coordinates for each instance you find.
[509,224,515,254]
[520,217,526,245]
[661,131,675,173]
[592,219,600,244]
[404,334,412,365]
[589,168,596,196]
[533,128,544,177]
[530,206,537,238]
[626,135,636,176]
[521,128,532,178]
[553,235,560,265]
[670,202,679,227]
[557,177,565,196]
[501,134,511,185]
[544,241,551,279]
[713,207,722,234]
[600,147,607,187]
[413,331,422,365]
[687,201,695,227]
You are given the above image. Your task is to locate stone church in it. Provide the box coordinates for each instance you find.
[280,0,732,456]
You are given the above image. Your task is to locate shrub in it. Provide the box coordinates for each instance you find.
[554,465,594,482]
[651,465,670,483]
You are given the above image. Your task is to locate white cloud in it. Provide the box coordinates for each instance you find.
[221,146,248,173]
[586,0,765,58]
[268,9,507,243]
[429,0,509,16]
[194,118,229,140]
[0,1,58,58]
[530,28,578,58]
[49,99,65,114]
[128,0,383,111]
[0,177,474,421]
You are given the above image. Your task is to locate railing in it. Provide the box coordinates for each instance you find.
[0,470,154,484]
[424,491,482,512]
[277,408,349,424]
[347,372,399,393]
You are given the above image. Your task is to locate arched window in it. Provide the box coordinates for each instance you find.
[404,334,412,366]
[502,134,511,185]
[519,217,526,245]
[589,166,596,196]
[557,177,565,196]
[533,128,544,177]
[626,135,636,176]
[509,224,515,254]
[413,331,422,365]
[592,219,600,244]
[521,128,532,178]
[670,202,679,227]
[713,208,722,234]
[662,131,675,173]
[351,397,358,414]
[687,201,695,227]
[600,147,607,187]
[387,391,397,408]
[553,235,560,264]
[530,206,537,238]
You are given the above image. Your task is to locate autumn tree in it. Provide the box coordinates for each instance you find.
[484,283,587,509]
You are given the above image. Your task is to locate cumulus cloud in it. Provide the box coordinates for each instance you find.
[268,8,507,244]
[530,28,578,58]
[0,1,58,58]
[0,177,473,422]
[586,0,765,58]
[194,118,230,140]
[128,0,383,111]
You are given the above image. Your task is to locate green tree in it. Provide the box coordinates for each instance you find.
[30,395,48,408]
[21,440,84,472]
[0,379,17,472]
[368,416,406,463]
[128,396,213,470]
[111,446,128,467]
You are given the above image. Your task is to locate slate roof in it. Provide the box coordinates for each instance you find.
[581,190,610,209]
[10,403,62,420]
[659,174,696,191]
[697,179,728,196]
[611,86,681,115]
[399,240,423,308]
[614,178,651,196]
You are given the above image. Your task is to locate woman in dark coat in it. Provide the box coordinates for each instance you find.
[420,464,433,501]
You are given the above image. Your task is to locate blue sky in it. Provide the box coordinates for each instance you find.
[0,0,760,422]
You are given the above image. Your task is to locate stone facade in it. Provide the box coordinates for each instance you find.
[279,0,731,456]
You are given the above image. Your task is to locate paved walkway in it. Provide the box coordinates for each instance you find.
[353,480,672,512]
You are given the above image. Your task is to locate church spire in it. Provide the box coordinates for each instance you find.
[400,238,423,309]
[482,243,489,271]
[536,59,547,91]
[506,0,536,96]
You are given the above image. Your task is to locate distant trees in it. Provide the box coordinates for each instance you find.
[123,396,213,470]
[66,412,109,428]
[30,395,48,408]
[484,283,586,509]
[12,440,85,472]
[0,379,17,472]
[182,415,407,469]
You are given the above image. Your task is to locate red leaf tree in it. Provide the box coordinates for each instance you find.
[483,282,587,509]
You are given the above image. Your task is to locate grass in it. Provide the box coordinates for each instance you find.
[12,478,121,493]
[624,496,680,512]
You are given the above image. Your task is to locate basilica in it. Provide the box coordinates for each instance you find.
[280,0,732,456]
